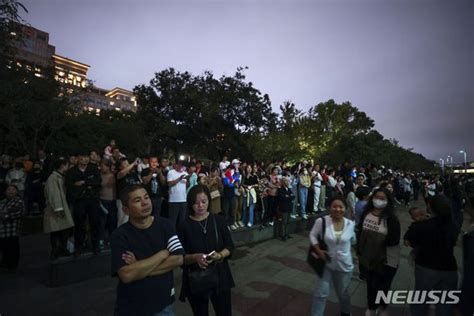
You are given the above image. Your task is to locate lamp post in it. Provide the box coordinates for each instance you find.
[447,155,453,168]
[459,150,467,174]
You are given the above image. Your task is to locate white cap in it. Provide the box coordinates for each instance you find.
[232,159,241,165]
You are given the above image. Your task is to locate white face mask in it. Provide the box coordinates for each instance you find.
[373,199,388,209]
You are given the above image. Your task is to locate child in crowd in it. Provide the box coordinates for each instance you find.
[404,207,429,265]
[354,186,371,226]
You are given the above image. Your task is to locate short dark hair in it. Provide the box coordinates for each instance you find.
[186,185,211,216]
[355,186,371,199]
[120,184,147,207]
[52,157,69,171]
[408,206,421,216]
[328,196,347,208]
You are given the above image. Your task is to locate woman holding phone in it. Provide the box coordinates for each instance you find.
[178,185,235,316]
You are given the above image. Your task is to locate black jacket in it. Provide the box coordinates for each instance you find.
[277,187,294,213]
[66,164,101,202]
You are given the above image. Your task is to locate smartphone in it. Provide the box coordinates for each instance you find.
[205,251,216,262]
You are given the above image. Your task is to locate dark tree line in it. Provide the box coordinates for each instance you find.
[0,1,436,171]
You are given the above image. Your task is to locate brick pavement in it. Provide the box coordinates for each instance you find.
[0,200,470,316]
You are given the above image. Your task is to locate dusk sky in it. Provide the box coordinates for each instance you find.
[21,0,473,163]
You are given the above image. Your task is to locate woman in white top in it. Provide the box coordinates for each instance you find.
[309,196,356,316]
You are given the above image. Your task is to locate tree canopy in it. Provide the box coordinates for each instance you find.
[0,2,435,170]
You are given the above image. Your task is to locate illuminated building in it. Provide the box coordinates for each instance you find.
[9,24,136,112]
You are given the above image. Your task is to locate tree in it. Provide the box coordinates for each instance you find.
[134,67,276,161]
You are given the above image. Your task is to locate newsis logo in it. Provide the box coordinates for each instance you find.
[375,290,462,305]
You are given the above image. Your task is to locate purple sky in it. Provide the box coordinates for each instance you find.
[21,0,474,163]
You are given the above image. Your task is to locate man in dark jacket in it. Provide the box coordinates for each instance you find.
[277,177,294,241]
[66,152,102,255]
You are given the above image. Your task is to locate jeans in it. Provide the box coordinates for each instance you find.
[290,186,298,215]
[152,304,175,316]
[410,265,458,316]
[311,267,353,316]
[242,195,255,225]
[319,185,326,211]
[313,186,321,212]
[298,187,308,216]
[222,195,236,226]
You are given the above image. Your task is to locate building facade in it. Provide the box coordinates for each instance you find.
[11,24,136,113]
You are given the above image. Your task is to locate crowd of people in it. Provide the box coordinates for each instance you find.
[308,173,474,316]
[0,139,473,315]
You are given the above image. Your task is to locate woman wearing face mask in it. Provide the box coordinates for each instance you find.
[178,185,235,316]
[309,197,356,316]
[356,188,400,316]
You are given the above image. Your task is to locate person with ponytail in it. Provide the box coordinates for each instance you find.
[356,188,401,316]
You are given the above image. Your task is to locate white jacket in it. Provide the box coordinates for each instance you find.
[309,215,356,272]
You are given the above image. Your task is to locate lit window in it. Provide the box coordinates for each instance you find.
[115,107,121,111]
[88,107,94,112]
[58,71,65,76]
[110,101,115,106]
[10,32,17,36]
[81,81,86,88]
[16,62,22,67]
[76,76,81,81]
[68,74,73,79]
[34,73,42,78]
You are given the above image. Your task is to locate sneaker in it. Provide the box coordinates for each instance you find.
[290,214,297,219]
[238,221,244,227]
[268,221,274,226]
[230,225,237,230]
[303,214,308,220]
[247,223,253,228]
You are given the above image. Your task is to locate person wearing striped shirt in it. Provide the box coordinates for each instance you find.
[111,184,184,316]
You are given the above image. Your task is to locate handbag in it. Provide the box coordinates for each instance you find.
[187,215,219,296]
[210,190,221,199]
[307,216,329,277]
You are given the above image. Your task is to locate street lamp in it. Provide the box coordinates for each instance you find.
[447,155,453,167]
[459,150,467,174]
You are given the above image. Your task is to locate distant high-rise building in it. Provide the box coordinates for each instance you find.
[9,24,137,113]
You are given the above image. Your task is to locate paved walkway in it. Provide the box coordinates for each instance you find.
[1,200,471,316]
